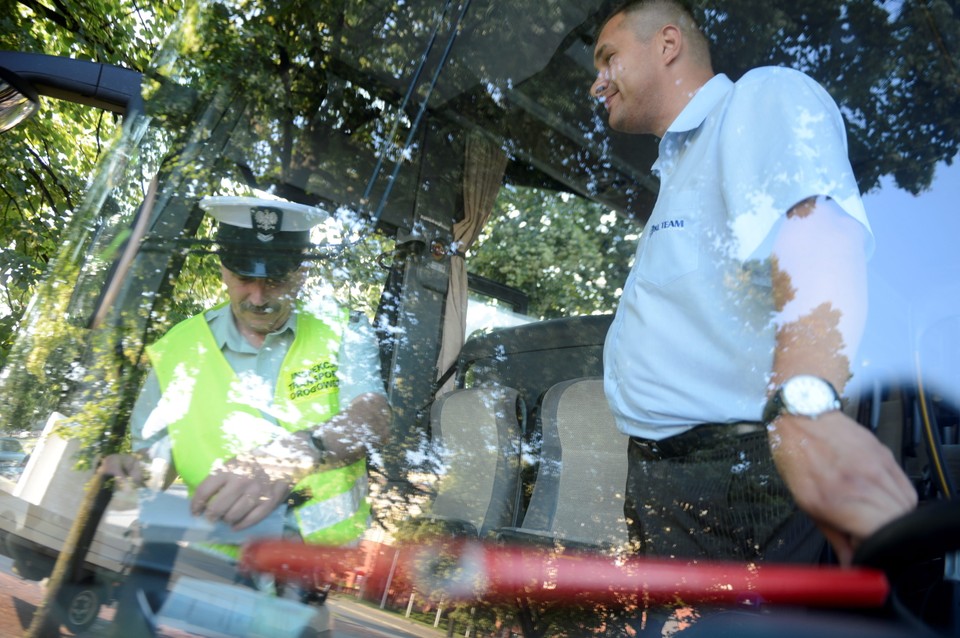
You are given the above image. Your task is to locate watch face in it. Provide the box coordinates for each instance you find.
[781,375,839,417]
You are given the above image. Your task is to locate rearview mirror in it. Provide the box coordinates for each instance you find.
[0,66,39,133]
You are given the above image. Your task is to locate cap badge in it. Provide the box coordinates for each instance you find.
[251,206,282,242]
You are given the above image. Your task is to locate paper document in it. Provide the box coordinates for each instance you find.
[157,576,326,637]
[137,488,287,544]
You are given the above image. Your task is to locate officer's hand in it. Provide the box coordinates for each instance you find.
[768,411,917,565]
[99,454,146,485]
[191,435,319,530]
[190,456,294,530]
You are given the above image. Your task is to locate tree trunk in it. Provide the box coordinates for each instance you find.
[25,471,114,637]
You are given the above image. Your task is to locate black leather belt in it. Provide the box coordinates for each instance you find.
[629,421,767,459]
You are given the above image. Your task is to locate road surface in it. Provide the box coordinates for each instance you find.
[0,556,445,638]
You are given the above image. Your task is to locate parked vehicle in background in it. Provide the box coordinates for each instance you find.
[0,437,29,480]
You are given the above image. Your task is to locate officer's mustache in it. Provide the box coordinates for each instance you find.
[239,301,281,314]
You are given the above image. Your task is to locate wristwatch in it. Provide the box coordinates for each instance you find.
[309,428,327,456]
[763,375,841,423]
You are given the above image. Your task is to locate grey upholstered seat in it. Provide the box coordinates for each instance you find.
[514,377,629,549]
[427,385,524,537]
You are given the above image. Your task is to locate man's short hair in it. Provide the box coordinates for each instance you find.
[603,0,698,28]
[598,0,711,66]
[597,0,698,34]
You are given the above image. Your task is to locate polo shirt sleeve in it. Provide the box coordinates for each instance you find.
[337,313,387,407]
[718,67,872,262]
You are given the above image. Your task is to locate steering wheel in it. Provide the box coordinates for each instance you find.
[852,500,960,636]
[853,500,960,574]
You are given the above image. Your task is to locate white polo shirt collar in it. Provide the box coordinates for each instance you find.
[653,74,733,177]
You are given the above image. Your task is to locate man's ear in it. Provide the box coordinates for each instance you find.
[659,24,683,65]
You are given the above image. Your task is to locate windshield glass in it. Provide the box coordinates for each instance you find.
[0,0,958,636]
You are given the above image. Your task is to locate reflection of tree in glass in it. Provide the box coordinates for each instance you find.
[471,185,640,319]
[696,0,959,194]
[0,0,182,368]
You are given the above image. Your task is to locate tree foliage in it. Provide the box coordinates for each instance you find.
[471,185,640,319]
[696,0,960,195]
[0,0,182,367]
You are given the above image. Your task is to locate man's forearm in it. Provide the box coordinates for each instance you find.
[236,392,391,483]
[313,392,392,466]
[769,196,868,392]
[765,196,916,563]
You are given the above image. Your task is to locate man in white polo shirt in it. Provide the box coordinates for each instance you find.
[591,0,916,565]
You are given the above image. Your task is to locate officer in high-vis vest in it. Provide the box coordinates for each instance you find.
[102,196,391,550]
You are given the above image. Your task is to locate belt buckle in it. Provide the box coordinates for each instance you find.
[732,422,766,437]
[633,437,662,459]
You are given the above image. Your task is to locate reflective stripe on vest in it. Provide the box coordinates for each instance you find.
[146,304,368,545]
[294,462,370,546]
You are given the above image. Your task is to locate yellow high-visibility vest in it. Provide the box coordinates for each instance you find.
[146,304,370,546]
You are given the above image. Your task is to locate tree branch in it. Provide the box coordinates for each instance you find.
[24,145,74,209]
[17,0,74,32]
[25,167,58,211]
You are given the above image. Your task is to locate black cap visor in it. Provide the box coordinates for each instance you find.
[217,224,309,278]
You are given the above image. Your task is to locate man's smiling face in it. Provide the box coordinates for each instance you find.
[591,11,664,136]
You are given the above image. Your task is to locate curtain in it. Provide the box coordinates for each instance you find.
[435,132,508,395]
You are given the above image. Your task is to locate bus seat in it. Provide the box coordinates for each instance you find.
[454,315,613,432]
[499,377,629,550]
[425,386,525,538]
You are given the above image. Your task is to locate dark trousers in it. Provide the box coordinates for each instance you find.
[624,422,825,563]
